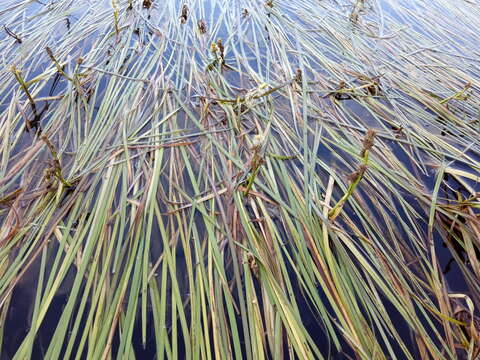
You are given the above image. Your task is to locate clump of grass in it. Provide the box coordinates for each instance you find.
[0,0,479,359]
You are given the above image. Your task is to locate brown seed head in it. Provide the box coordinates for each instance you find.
[197,20,207,34]
[295,69,302,83]
[45,47,55,61]
[142,0,152,9]
[361,129,376,157]
[347,164,367,183]
[180,4,188,23]
[216,39,225,60]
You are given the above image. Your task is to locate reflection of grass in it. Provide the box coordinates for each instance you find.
[0,0,479,359]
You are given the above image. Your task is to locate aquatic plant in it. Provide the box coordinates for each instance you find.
[0,0,479,359]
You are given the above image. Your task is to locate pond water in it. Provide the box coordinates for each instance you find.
[0,0,479,359]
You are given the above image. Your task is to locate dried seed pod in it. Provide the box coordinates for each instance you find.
[197,19,207,34]
[360,129,376,157]
[45,47,55,61]
[143,0,152,9]
[216,39,225,61]
[247,253,259,278]
[347,164,367,183]
[295,69,302,84]
[366,83,377,96]
[453,304,480,358]
[180,4,188,23]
